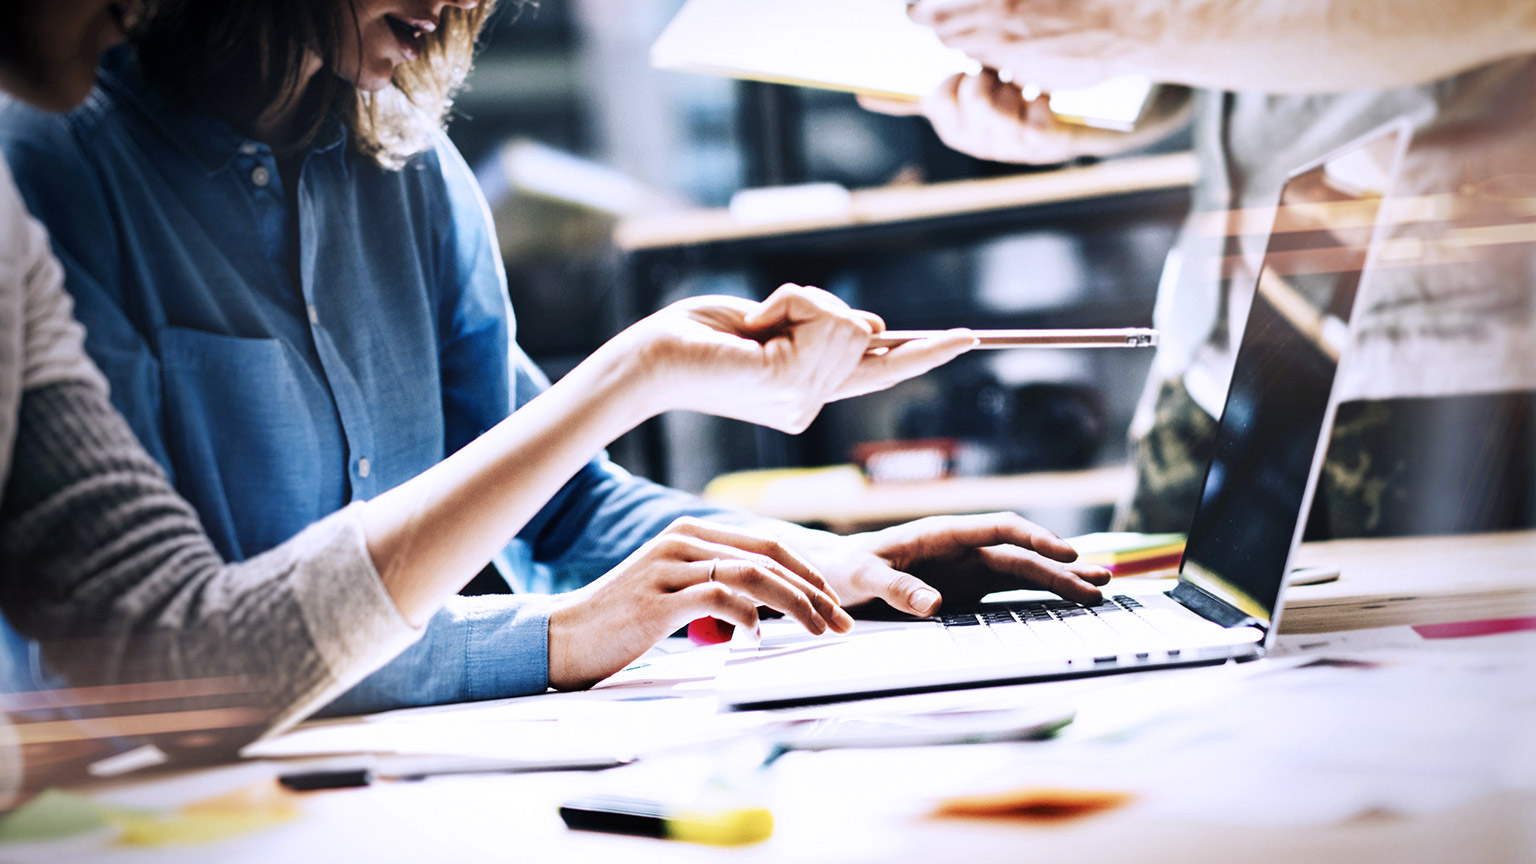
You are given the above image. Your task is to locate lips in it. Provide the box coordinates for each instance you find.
[384,13,436,62]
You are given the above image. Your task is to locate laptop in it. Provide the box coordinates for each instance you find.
[715,122,1411,710]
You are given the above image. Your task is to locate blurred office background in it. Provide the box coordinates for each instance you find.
[450,0,1193,533]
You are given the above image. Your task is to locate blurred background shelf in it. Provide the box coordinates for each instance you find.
[614,151,1197,250]
[702,463,1133,533]
[453,0,1197,535]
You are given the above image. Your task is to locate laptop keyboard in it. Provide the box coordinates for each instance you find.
[938,595,1179,659]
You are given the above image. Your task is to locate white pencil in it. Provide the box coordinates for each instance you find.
[869,328,1158,350]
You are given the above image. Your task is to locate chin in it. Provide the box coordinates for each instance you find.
[357,76,395,93]
[355,58,400,92]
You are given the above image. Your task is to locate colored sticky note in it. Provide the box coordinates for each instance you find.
[934,786,1134,822]
[1413,616,1536,640]
[112,781,300,847]
[0,789,111,844]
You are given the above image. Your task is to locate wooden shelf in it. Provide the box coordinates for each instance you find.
[615,151,1197,251]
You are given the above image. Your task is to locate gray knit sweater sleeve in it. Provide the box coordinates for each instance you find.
[0,379,422,741]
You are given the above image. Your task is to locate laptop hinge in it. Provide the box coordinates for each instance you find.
[1170,580,1265,632]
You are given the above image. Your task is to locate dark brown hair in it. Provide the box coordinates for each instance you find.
[131,0,503,168]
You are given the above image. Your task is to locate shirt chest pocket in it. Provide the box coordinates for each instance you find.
[156,326,346,560]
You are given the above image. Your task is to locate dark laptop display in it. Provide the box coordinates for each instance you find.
[1178,127,1406,630]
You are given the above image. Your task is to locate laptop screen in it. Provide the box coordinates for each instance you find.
[1177,127,1406,626]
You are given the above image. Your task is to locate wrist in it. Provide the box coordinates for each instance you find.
[545,595,582,691]
[576,329,670,431]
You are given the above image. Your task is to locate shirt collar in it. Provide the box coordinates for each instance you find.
[99,45,351,178]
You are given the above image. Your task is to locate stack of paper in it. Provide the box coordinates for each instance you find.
[1069,532,1185,577]
[651,0,978,102]
[650,0,1156,130]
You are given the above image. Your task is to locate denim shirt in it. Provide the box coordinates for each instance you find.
[0,48,740,714]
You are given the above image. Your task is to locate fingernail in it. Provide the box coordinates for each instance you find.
[834,607,855,632]
[912,588,941,616]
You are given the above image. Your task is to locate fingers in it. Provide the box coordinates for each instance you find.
[855,563,946,618]
[896,511,1081,563]
[743,283,873,334]
[709,559,843,635]
[674,581,761,634]
[655,519,854,635]
[856,93,924,117]
[922,67,1128,165]
[852,551,1107,617]
[747,284,880,411]
[838,329,977,399]
[974,546,1110,604]
[668,519,838,601]
[844,512,1110,611]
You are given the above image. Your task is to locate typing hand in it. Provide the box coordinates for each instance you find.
[546,518,854,690]
[796,512,1112,617]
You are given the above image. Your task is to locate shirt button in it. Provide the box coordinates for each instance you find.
[250,165,271,188]
[307,304,319,325]
[357,457,371,479]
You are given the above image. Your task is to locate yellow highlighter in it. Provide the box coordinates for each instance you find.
[559,795,773,846]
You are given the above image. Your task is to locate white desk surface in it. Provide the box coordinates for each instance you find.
[6,531,1534,863]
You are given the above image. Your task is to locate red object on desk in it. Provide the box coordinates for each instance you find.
[687,617,735,644]
[1412,616,1536,640]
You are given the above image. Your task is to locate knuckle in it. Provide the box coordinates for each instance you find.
[798,566,828,590]
[734,564,768,590]
[667,515,704,534]
[758,537,789,559]
[655,534,686,554]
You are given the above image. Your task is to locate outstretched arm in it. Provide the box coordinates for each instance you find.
[360,284,976,630]
[911,0,1536,93]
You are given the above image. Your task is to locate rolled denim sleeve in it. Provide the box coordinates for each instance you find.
[317,593,556,717]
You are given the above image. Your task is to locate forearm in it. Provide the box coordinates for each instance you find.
[922,0,1536,94]
[0,382,419,738]
[1150,0,1536,91]
[361,331,659,624]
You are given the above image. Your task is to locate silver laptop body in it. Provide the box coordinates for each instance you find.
[716,123,1411,710]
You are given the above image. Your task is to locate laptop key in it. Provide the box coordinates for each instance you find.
[990,620,1043,652]
[946,622,1004,654]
